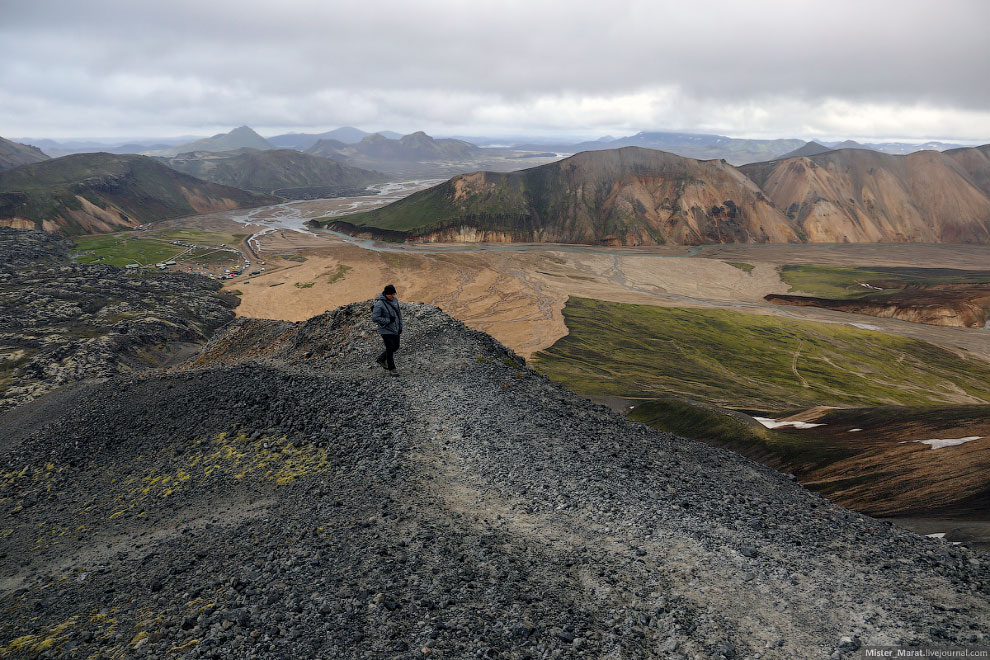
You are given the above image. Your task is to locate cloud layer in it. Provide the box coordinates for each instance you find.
[3,0,989,141]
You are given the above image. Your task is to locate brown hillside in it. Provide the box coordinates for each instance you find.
[325,147,799,245]
[944,144,990,196]
[740,149,990,243]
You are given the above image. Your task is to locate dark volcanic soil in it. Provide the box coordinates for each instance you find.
[1,301,988,659]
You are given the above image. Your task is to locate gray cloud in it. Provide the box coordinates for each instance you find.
[2,0,988,141]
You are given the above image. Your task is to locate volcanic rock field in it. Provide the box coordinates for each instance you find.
[1,294,988,659]
[0,228,238,413]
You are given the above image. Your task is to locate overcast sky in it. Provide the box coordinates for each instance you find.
[2,0,989,142]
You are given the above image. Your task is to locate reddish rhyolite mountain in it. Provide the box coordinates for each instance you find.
[740,148,990,243]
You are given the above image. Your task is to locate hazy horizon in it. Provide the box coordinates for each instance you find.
[9,127,987,148]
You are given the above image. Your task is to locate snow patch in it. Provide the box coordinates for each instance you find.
[914,436,982,450]
[754,417,825,430]
[848,428,863,432]
[849,322,882,331]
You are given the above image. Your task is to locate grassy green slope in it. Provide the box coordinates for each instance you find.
[319,173,530,234]
[531,297,990,412]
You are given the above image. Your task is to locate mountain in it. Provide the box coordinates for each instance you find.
[13,136,201,157]
[305,138,351,159]
[775,141,833,159]
[740,148,990,243]
[821,139,971,155]
[318,146,797,245]
[149,126,274,157]
[0,227,238,412]
[302,131,520,178]
[584,132,806,165]
[944,144,990,195]
[158,148,385,199]
[307,131,481,162]
[0,136,49,171]
[1,294,987,658]
[0,153,276,234]
[512,131,806,165]
[267,126,371,150]
[830,140,872,151]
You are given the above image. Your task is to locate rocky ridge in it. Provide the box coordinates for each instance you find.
[0,137,49,172]
[1,297,987,659]
[0,227,238,412]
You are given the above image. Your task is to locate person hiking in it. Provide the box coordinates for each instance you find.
[372,284,403,376]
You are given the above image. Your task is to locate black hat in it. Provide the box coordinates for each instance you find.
[383,284,396,295]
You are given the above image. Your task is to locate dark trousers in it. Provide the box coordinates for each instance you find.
[377,333,400,370]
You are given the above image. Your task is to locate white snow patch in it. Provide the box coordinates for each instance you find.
[848,428,863,432]
[754,417,825,430]
[914,436,982,450]
[849,322,882,331]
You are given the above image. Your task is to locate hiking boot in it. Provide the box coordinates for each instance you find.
[389,370,400,377]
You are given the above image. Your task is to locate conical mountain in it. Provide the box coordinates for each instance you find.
[322,146,797,245]
[774,141,832,160]
[151,126,274,156]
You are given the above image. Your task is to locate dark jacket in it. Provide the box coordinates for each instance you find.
[372,294,403,335]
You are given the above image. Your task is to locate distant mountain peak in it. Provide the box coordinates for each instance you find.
[149,127,274,157]
[773,141,833,160]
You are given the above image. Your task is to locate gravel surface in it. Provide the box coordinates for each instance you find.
[1,300,987,659]
[0,227,238,412]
